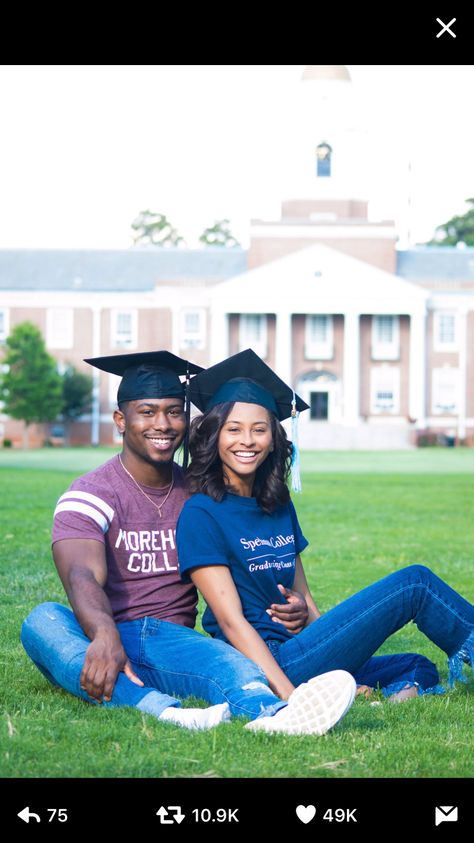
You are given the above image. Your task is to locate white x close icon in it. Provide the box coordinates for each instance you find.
[436,17,456,38]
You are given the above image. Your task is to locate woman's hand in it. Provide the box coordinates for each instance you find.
[266,584,309,634]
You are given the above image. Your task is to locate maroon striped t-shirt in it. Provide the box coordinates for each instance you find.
[52,455,197,626]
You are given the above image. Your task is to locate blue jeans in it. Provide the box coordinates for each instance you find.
[20,603,286,720]
[268,565,474,695]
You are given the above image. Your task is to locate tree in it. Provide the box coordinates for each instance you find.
[0,322,63,448]
[61,366,93,444]
[428,198,474,246]
[131,210,185,247]
[199,219,241,248]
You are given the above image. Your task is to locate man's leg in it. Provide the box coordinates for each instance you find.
[20,603,229,727]
[118,616,286,720]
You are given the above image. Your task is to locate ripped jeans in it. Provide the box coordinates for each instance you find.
[268,565,474,696]
[20,603,286,720]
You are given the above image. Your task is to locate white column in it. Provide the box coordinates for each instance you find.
[408,310,426,427]
[275,311,292,385]
[343,311,360,425]
[91,307,101,446]
[209,309,229,365]
[457,309,467,441]
[170,305,181,355]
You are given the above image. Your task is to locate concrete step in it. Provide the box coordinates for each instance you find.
[298,422,414,450]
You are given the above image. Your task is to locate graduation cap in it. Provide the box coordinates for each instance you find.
[188,349,309,421]
[84,350,204,468]
[189,349,308,492]
[84,350,203,405]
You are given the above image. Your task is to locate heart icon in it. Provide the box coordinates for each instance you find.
[296,804,316,824]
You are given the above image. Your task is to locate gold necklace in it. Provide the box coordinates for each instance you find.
[118,455,174,518]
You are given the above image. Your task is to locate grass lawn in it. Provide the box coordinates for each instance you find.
[0,448,473,778]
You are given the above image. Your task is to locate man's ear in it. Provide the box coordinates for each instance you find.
[113,407,126,435]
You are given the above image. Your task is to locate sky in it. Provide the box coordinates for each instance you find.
[0,64,473,251]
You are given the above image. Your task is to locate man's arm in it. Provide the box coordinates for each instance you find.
[266,583,309,633]
[53,538,143,702]
[291,555,321,624]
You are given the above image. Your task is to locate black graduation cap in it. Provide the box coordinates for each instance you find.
[188,349,309,421]
[84,350,204,405]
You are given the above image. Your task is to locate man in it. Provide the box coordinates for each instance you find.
[21,350,355,734]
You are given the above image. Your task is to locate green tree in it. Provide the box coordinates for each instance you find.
[428,198,474,246]
[61,366,93,444]
[131,210,185,247]
[0,322,63,448]
[199,219,240,248]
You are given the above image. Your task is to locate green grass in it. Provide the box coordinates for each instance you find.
[0,449,473,778]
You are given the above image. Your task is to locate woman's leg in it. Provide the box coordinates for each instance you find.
[21,602,181,716]
[274,565,474,688]
[354,653,443,697]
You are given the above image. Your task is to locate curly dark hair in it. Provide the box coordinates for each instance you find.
[186,402,293,513]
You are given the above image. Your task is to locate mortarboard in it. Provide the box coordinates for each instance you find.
[189,349,309,492]
[84,350,203,405]
[84,350,204,469]
[188,349,309,421]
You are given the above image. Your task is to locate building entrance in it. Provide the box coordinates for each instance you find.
[310,391,329,420]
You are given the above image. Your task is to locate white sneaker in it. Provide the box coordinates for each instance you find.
[159,702,231,730]
[245,670,356,736]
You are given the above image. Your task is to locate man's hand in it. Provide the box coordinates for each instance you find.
[80,633,144,702]
[266,584,309,634]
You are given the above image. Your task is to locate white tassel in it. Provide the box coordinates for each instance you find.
[290,393,302,493]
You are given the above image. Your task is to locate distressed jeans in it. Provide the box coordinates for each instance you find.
[268,565,474,696]
[20,603,286,720]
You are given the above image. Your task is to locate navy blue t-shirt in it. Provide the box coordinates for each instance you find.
[177,492,308,644]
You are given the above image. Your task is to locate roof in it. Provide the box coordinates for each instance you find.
[397,247,474,281]
[212,243,428,313]
[0,248,247,292]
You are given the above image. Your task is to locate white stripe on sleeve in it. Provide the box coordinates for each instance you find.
[57,491,114,523]
[54,501,109,533]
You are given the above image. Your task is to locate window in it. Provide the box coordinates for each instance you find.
[433,312,458,352]
[111,309,137,349]
[305,315,333,359]
[432,367,459,414]
[371,315,399,360]
[370,366,400,414]
[0,309,9,342]
[46,308,74,349]
[316,142,332,177]
[239,314,267,358]
[180,308,205,350]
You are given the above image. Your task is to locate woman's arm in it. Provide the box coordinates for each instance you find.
[190,565,295,700]
[291,555,321,625]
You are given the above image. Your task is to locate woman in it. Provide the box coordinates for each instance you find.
[176,349,474,718]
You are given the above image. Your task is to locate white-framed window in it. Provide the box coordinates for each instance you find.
[109,373,122,409]
[180,308,206,350]
[305,314,333,360]
[371,315,399,360]
[0,308,9,342]
[239,314,267,358]
[370,365,400,414]
[433,311,458,352]
[111,309,137,349]
[432,366,459,414]
[46,308,74,349]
